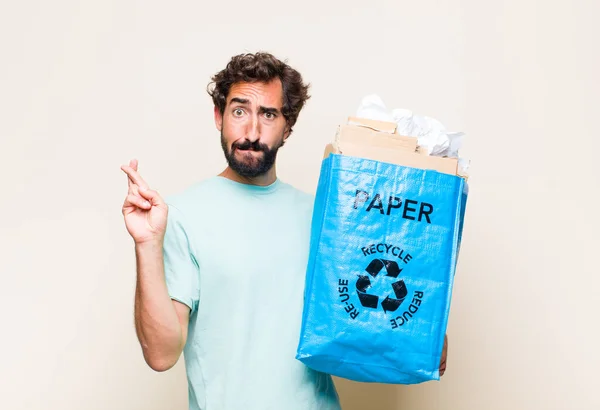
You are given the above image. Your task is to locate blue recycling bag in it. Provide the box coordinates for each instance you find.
[296,153,468,384]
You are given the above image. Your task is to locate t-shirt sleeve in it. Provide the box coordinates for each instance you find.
[163,203,200,313]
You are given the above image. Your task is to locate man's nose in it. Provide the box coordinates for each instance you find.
[245,116,260,142]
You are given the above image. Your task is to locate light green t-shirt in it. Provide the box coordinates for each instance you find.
[162,176,341,410]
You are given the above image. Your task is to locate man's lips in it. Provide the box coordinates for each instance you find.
[235,146,263,152]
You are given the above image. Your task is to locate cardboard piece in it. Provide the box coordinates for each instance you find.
[325,142,458,176]
[323,143,335,159]
[347,116,397,133]
[416,146,429,155]
[335,125,418,153]
[323,116,459,176]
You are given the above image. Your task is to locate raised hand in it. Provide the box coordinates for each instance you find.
[120,159,168,244]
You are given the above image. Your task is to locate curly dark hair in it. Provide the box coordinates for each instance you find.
[207,52,311,135]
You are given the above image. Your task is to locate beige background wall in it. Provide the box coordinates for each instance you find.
[1,1,598,409]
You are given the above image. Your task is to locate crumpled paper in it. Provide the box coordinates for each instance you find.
[356,94,470,174]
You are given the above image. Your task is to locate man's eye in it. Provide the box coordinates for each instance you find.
[233,109,244,116]
[264,112,276,119]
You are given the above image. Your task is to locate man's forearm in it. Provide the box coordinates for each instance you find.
[134,240,185,371]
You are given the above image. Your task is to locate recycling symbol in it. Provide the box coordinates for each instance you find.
[356,259,408,313]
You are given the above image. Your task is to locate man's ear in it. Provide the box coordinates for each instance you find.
[283,125,291,141]
[214,106,223,131]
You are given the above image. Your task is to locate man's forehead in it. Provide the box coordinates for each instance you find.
[227,80,283,107]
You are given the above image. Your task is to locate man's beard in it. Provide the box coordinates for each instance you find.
[221,131,284,178]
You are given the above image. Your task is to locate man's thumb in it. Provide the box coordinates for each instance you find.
[138,187,164,206]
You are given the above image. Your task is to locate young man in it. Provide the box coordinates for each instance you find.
[121,52,447,410]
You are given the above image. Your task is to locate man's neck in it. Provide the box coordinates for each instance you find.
[218,166,278,187]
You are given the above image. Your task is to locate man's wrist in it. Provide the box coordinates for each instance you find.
[135,238,164,253]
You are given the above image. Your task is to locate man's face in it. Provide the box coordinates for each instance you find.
[215,79,289,178]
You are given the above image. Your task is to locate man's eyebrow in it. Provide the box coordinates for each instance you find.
[258,106,281,114]
[229,97,250,105]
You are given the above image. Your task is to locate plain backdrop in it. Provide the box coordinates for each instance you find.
[1,1,599,409]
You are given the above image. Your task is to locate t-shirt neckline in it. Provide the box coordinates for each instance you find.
[215,175,282,194]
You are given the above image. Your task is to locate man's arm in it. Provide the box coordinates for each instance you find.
[134,241,190,372]
[439,334,448,376]
[121,159,190,372]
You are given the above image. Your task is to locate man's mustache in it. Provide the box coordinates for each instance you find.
[232,139,269,152]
